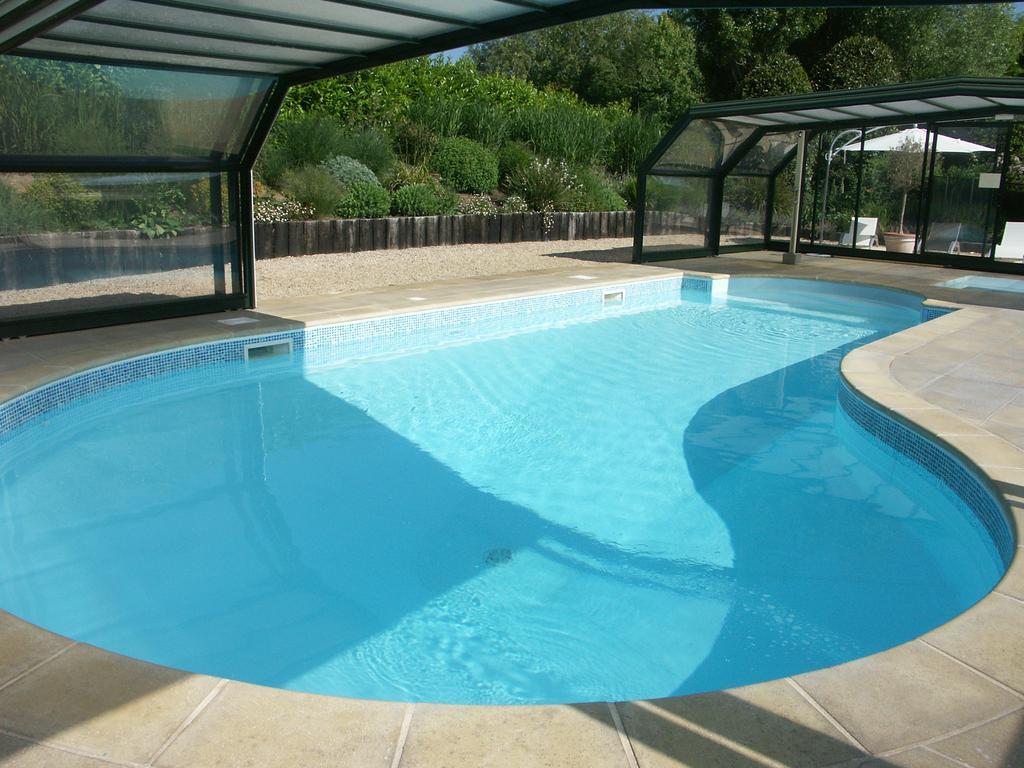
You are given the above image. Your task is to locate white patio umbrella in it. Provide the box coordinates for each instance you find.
[835,127,994,236]
[837,127,994,154]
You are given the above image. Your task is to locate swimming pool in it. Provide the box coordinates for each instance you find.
[0,276,1009,705]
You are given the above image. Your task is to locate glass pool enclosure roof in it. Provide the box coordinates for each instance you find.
[634,78,1024,273]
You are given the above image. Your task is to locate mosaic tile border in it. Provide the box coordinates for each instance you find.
[0,275,696,444]
[837,379,1014,566]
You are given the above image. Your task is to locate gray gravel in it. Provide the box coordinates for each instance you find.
[0,239,636,315]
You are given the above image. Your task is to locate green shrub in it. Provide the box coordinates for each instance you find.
[336,181,390,218]
[502,194,529,214]
[609,112,663,175]
[279,165,346,217]
[429,137,499,193]
[260,115,349,186]
[741,53,813,99]
[320,154,379,189]
[335,126,397,181]
[506,158,580,212]
[570,169,628,212]
[409,94,463,138]
[460,101,512,147]
[391,183,458,216]
[497,142,534,187]
[394,122,439,166]
[515,104,610,166]
[387,161,438,192]
[812,35,901,91]
[24,174,100,230]
[0,182,47,234]
[460,194,498,215]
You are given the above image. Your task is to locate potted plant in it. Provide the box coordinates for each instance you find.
[882,138,923,253]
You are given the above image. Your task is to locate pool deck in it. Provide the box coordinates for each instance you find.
[0,251,1023,767]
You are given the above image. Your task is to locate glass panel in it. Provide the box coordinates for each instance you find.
[198,0,455,37]
[87,0,398,52]
[721,176,767,248]
[653,119,757,174]
[641,174,711,257]
[807,129,864,248]
[857,125,927,255]
[770,158,798,241]
[733,132,799,176]
[19,39,291,74]
[0,55,273,157]
[54,19,335,67]
[0,171,239,323]
[923,123,1007,259]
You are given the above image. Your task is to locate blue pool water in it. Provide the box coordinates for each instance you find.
[0,278,1005,704]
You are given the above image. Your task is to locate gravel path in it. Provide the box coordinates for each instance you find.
[0,238,638,316]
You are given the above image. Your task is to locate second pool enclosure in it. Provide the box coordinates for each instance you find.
[633,77,1024,274]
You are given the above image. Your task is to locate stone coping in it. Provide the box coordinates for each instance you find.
[0,260,1022,767]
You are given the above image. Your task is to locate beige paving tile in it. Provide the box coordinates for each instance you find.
[0,732,121,767]
[893,407,989,437]
[0,644,219,765]
[0,365,73,390]
[859,746,978,767]
[155,681,404,768]
[920,378,1022,422]
[793,641,1020,754]
[618,680,863,768]
[930,708,1024,768]
[924,593,1024,695]
[0,612,71,688]
[941,434,1024,469]
[998,551,1024,601]
[400,702,627,768]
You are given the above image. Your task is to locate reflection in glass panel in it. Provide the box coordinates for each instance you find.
[0,55,272,158]
[721,176,767,247]
[642,175,710,256]
[0,172,238,322]
[923,124,1006,258]
[653,119,756,173]
[733,132,799,176]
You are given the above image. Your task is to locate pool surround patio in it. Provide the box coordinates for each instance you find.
[0,254,1022,767]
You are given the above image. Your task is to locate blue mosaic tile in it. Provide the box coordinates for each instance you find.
[838,380,1014,566]
[921,305,956,323]
[0,278,686,446]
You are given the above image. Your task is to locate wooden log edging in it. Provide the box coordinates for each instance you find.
[254,210,664,260]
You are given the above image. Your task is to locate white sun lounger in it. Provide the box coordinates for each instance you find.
[839,217,878,247]
[994,221,1024,261]
[924,222,963,254]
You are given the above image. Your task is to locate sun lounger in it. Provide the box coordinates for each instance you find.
[924,222,963,254]
[994,221,1024,261]
[839,217,878,247]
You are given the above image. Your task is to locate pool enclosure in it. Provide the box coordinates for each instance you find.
[0,3,1003,338]
[634,78,1024,275]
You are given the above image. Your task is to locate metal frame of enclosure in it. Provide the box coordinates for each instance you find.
[634,78,1024,275]
[0,2,1007,338]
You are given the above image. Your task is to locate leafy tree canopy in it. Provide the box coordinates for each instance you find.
[468,12,702,122]
[740,53,812,99]
[811,35,900,91]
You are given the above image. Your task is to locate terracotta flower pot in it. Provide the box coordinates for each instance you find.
[883,232,916,254]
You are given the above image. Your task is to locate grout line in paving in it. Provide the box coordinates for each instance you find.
[994,589,1024,606]
[144,678,228,767]
[389,702,415,768]
[607,702,640,768]
[0,640,76,695]
[921,744,976,768]
[917,638,1024,699]
[0,725,141,767]
[871,702,1024,758]
[785,678,869,754]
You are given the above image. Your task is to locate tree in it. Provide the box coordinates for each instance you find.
[811,35,900,91]
[470,12,702,121]
[670,9,825,101]
[740,54,812,99]
[884,138,924,233]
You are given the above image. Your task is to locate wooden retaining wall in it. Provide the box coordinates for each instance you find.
[253,210,639,259]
